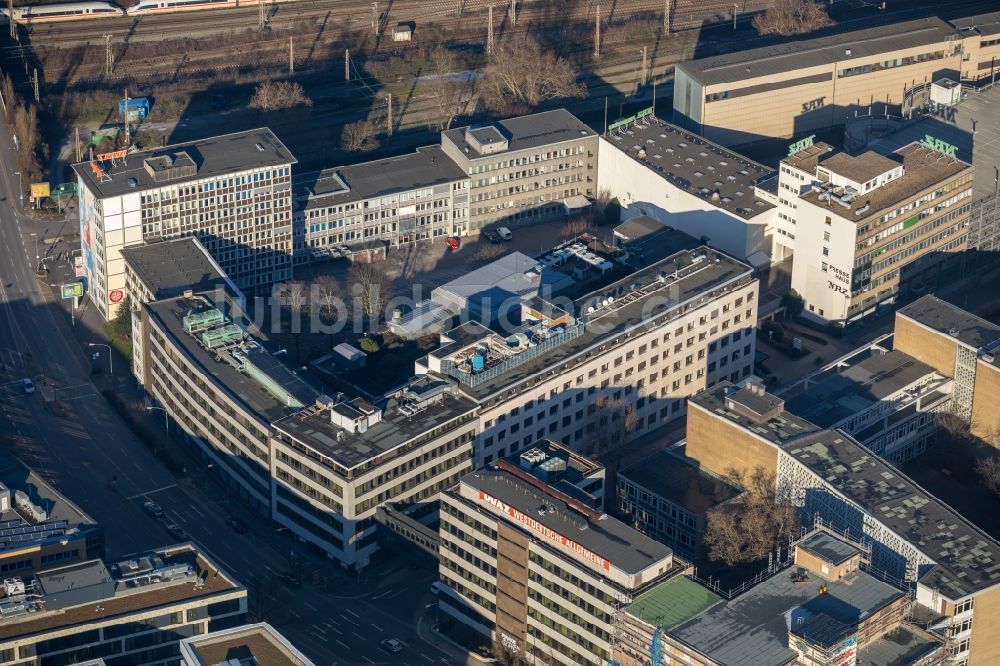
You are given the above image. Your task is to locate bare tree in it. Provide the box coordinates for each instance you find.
[586,396,636,454]
[425,45,473,131]
[314,274,341,319]
[341,116,380,153]
[350,260,391,329]
[247,576,284,622]
[703,465,799,566]
[560,218,595,240]
[473,243,506,264]
[976,456,1000,496]
[249,80,313,112]
[753,0,832,37]
[481,36,585,111]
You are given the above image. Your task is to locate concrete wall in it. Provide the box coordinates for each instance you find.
[893,314,959,377]
[685,401,779,480]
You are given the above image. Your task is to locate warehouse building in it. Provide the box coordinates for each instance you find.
[73,129,296,320]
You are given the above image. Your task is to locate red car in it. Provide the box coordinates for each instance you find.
[444,237,460,251]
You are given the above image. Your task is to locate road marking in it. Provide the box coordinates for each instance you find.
[264,564,274,573]
[305,601,318,611]
[289,610,301,619]
[336,639,351,651]
[126,483,177,500]
[188,504,205,518]
[310,624,326,635]
[326,624,342,635]
[371,623,383,632]
[363,658,375,664]
[419,656,433,663]
[309,631,329,643]
[339,613,359,625]
[371,589,393,600]
[344,608,360,619]
[351,631,366,641]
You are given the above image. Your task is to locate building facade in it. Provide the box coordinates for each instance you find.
[787,141,974,325]
[440,109,599,231]
[438,465,681,666]
[73,129,296,320]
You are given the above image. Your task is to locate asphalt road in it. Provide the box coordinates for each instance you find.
[0,132,465,665]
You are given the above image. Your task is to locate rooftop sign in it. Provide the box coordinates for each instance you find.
[788,135,816,156]
[608,106,654,133]
[96,150,128,162]
[478,490,610,570]
[923,134,957,157]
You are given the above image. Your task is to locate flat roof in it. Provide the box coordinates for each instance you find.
[461,469,672,575]
[145,293,315,424]
[627,575,721,629]
[951,10,1000,37]
[798,532,859,566]
[296,145,467,209]
[802,143,971,218]
[689,382,820,446]
[0,449,94,529]
[434,251,541,305]
[670,568,902,666]
[0,545,240,640]
[620,451,740,514]
[182,623,314,666]
[676,18,958,87]
[784,430,1000,598]
[443,108,596,159]
[820,151,900,183]
[857,625,943,666]
[72,128,295,199]
[119,237,237,302]
[783,142,835,173]
[784,350,936,428]
[272,377,477,470]
[452,248,754,400]
[606,116,775,220]
[897,294,1000,353]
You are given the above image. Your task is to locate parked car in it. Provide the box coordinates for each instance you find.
[165,523,188,540]
[444,237,460,251]
[143,501,164,519]
[430,581,443,596]
[380,638,403,654]
[22,378,34,394]
[279,572,302,587]
[482,230,502,244]
[226,517,248,534]
[497,226,513,240]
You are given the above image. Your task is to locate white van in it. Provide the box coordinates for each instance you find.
[22,378,34,394]
[430,581,443,596]
[497,226,513,241]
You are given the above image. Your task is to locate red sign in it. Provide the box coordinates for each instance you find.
[478,490,610,570]
[97,150,128,162]
[108,289,124,304]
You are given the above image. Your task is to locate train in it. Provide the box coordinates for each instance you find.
[0,2,123,22]
[126,0,241,15]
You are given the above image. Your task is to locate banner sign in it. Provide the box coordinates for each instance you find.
[61,283,83,299]
[478,490,610,570]
[608,106,654,133]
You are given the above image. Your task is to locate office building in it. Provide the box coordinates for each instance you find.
[672,18,964,147]
[617,450,741,562]
[950,11,1000,82]
[0,544,246,666]
[618,531,944,666]
[0,450,104,576]
[416,244,758,466]
[179,623,314,666]
[292,146,470,263]
[786,140,974,325]
[440,109,598,231]
[597,114,777,266]
[683,376,1000,665]
[73,128,296,319]
[438,463,684,666]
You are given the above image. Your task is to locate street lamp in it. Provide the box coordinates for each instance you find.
[147,405,168,431]
[88,343,113,375]
[732,3,738,30]
[13,171,23,208]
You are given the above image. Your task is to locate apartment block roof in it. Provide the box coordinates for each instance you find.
[605,116,774,220]
[627,575,721,629]
[271,377,477,471]
[676,18,958,87]
[0,545,241,641]
[461,468,673,576]
[73,128,295,199]
[784,430,1000,598]
[181,623,314,666]
[120,237,238,302]
[145,293,315,423]
[801,143,971,218]
[620,451,741,514]
[689,382,820,445]
[443,108,596,159]
[456,248,754,401]
[0,448,95,532]
[784,349,937,428]
[820,151,901,183]
[296,146,467,209]
[897,295,1000,353]
[670,568,902,666]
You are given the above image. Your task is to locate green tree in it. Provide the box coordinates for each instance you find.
[781,289,804,318]
[111,295,132,341]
